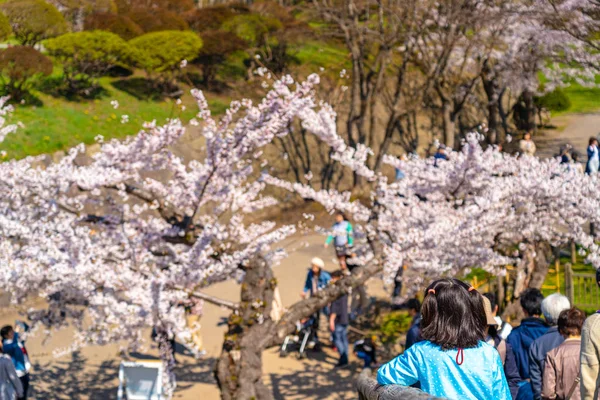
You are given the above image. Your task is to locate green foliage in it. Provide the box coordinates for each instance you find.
[129,31,202,73]
[535,89,572,112]
[378,310,413,345]
[222,14,282,47]
[185,6,236,33]
[0,12,11,42]
[126,8,189,33]
[0,46,52,102]
[45,31,130,98]
[195,30,246,86]
[0,0,68,46]
[84,12,143,40]
[129,31,201,93]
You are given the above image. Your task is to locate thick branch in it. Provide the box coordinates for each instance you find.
[172,285,239,310]
[268,256,382,346]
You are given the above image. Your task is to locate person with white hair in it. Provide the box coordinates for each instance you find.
[528,293,571,400]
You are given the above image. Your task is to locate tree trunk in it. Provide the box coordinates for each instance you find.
[215,257,276,400]
[442,101,455,149]
[502,241,552,320]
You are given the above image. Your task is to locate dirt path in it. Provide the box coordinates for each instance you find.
[0,234,387,399]
[535,113,600,159]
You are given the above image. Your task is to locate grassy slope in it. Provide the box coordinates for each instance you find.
[560,84,600,114]
[0,76,230,160]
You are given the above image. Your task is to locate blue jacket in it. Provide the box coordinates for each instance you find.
[405,314,422,350]
[377,340,511,400]
[303,269,331,296]
[2,333,28,374]
[527,326,564,400]
[506,318,549,381]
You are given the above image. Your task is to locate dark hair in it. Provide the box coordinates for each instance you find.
[558,307,586,337]
[420,278,486,350]
[407,298,421,313]
[520,288,544,317]
[596,268,600,288]
[330,270,344,279]
[0,325,13,339]
[483,292,497,310]
[335,211,347,221]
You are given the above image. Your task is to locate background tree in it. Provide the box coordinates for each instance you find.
[84,12,143,39]
[126,8,189,33]
[194,30,246,88]
[128,30,202,94]
[0,0,68,46]
[49,0,117,31]
[0,46,53,102]
[184,6,237,33]
[45,31,131,98]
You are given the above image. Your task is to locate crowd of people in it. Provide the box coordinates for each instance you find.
[377,273,600,400]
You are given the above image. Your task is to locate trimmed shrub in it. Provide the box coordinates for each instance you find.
[534,88,572,113]
[129,30,202,94]
[0,0,68,46]
[45,31,130,98]
[195,30,246,87]
[126,8,189,33]
[0,12,11,42]
[84,12,143,40]
[0,46,53,102]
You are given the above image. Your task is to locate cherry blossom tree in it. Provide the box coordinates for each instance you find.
[1,68,600,400]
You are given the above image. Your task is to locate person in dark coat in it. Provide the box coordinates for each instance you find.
[405,298,422,350]
[528,293,571,400]
[507,289,549,400]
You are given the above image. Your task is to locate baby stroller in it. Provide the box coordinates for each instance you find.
[279,315,316,359]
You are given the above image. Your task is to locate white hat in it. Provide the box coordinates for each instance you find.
[311,257,324,269]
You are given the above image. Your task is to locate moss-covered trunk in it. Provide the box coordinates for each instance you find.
[215,257,276,400]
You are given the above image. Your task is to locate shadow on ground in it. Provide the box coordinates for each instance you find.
[31,348,218,399]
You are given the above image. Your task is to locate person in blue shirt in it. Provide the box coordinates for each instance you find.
[324,212,354,272]
[301,257,331,350]
[1,323,30,400]
[377,278,511,400]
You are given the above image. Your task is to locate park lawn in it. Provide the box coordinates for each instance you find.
[560,83,600,114]
[0,77,230,160]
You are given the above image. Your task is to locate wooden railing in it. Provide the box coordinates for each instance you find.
[355,369,445,400]
[565,263,600,308]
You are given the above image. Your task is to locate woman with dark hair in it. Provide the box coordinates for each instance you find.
[585,137,599,175]
[377,278,511,399]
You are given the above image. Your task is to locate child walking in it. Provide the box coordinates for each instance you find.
[377,278,511,400]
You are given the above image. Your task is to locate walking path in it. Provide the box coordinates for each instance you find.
[535,113,600,159]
